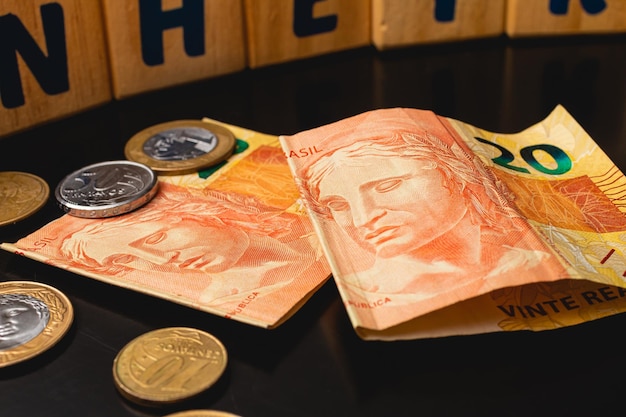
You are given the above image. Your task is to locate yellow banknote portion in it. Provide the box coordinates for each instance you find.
[2,120,331,328]
[280,106,626,340]
[451,105,626,288]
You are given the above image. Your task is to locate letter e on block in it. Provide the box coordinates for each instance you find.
[101,0,247,99]
[371,0,506,50]
[0,0,112,138]
[506,0,626,37]
[244,0,371,68]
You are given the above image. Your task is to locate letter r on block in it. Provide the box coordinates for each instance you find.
[139,0,205,66]
[549,0,607,15]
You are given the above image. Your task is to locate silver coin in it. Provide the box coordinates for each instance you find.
[142,126,218,161]
[55,161,158,218]
[0,293,50,351]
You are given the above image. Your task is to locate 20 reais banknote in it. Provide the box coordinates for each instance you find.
[280,105,626,340]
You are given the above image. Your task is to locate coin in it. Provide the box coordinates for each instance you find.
[0,281,73,367]
[164,410,242,417]
[0,171,49,227]
[124,120,236,175]
[113,327,228,406]
[55,160,158,218]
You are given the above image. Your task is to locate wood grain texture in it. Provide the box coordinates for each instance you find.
[372,0,505,50]
[244,0,370,68]
[102,0,246,99]
[0,0,111,138]
[507,0,626,37]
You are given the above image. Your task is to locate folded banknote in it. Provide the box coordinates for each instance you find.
[5,106,626,340]
[280,105,626,340]
[2,120,331,328]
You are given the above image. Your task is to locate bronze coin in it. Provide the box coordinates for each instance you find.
[0,171,49,227]
[113,327,228,406]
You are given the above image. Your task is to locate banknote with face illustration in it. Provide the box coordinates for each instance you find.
[5,106,626,340]
[280,105,626,340]
[2,120,331,329]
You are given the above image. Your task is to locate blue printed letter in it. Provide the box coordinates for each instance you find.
[293,0,337,37]
[434,0,456,22]
[550,0,606,15]
[139,0,205,66]
[0,3,68,109]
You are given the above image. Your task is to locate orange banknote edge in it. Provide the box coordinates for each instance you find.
[2,119,331,329]
[280,105,626,340]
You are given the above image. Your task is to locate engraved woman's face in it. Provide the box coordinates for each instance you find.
[317,156,466,258]
[0,295,48,350]
[74,218,250,274]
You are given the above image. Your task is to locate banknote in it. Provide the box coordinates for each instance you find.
[1,120,331,328]
[280,105,626,340]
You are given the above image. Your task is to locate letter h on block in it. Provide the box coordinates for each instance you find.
[371,0,506,50]
[101,0,247,99]
[243,0,371,68]
[506,0,626,37]
[0,0,111,138]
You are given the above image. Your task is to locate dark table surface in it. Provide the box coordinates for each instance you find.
[2,34,626,417]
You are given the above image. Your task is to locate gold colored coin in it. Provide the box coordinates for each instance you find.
[113,327,228,406]
[124,120,236,175]
[0,281,73,367]
[0,171,49,227]
[164,410,242,417]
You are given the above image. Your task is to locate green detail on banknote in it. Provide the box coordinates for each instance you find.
[198,139,250,179]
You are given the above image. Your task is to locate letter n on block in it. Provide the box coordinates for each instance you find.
[506,0,626,37]
[0,0,112,138]
[244,0,371,68]
[371,0,506,50]
[101,0,247,99]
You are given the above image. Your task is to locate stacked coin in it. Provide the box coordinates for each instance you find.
[55,160,158,218]
[0,171,49,227]
[112,327,228,406]
[52,120,237,218]
[0,281,73,367]
[124,120,236,175]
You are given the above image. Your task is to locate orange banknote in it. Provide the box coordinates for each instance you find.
[2,120,331,328]
[280,105,626,340]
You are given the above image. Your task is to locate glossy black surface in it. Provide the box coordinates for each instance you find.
[2,34,626,416]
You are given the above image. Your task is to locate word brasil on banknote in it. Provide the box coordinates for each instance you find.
[280,105,626,340]
[2,120,331,329]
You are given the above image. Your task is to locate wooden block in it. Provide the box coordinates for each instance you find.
[244,0,371,68]
[507,0,626,37]
[372,0,506,50]
[102,0,247,99]
[0,0,112,138]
